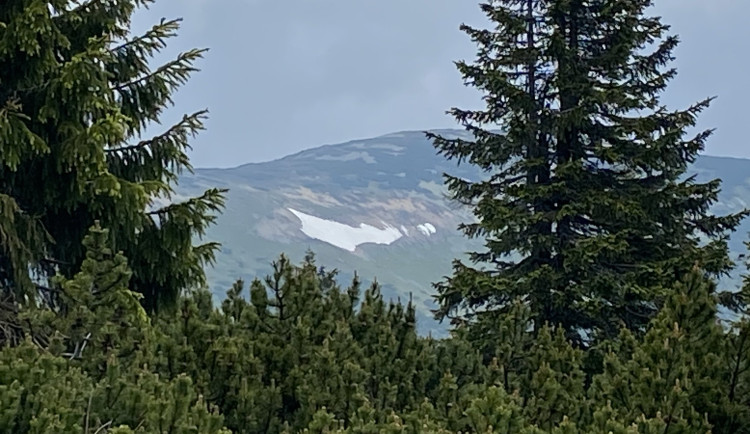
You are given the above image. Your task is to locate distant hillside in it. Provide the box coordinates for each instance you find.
[177,130,750,334]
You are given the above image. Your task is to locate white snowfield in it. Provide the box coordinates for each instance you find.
[417,223,436,236]
[287,208,436,252]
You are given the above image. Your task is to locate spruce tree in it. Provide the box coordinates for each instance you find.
[0,0,225,314]
[428,0,746,344]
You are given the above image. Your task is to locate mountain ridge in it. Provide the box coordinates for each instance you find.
[178,129,750,334]
[198,128,749,171]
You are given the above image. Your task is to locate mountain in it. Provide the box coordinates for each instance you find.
[176,130,750,334]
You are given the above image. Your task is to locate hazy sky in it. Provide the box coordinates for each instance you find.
[132,1,749,168]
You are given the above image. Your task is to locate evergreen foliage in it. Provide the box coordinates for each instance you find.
[427,0,747,344]
[1,224,229,434]
[3,1,750,434]
[0,0,226,315]
[150,256,750,434]
[2,226,750,433]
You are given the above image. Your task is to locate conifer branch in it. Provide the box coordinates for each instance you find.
[106,110,207,155]
[145,188,227,218]
[110,18,181,55]
[112,49,207,93]
[93,421,113,434]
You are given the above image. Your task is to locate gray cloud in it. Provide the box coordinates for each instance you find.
[131,1,750,167]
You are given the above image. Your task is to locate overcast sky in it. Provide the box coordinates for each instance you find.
[132,1,749,168]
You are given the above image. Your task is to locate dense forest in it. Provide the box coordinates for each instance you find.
[2,1,750,433]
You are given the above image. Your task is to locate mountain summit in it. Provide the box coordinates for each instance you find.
[177,130,750,333]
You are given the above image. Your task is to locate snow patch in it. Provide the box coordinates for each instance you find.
[416,223,437,236]
[315,151,376,164]
[400,225,409,236]
[350,142,405,152]
[288,208,402,252]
